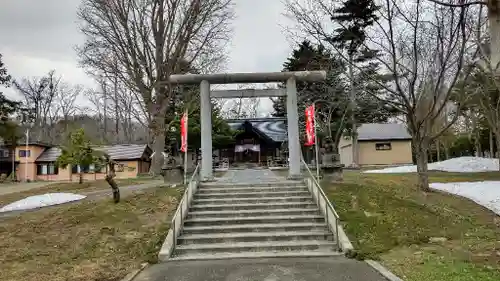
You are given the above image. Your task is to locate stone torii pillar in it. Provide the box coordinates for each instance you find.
[199,80,212,181]
[168,71,326,181]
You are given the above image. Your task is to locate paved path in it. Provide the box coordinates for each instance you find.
[0,182,53,196]
[215,168,287,184]
[82,180,164,201]
[133,257,388,281]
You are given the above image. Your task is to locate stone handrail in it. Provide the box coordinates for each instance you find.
[301,157,353,252]
[158,163,200,261]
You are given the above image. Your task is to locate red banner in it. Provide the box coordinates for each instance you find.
[305,105,315,146]
[180,112,188,152]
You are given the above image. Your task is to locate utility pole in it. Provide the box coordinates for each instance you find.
[24,128,29,182]
[114,72,119,143]
[113,56,120,143]
[349,53,359,168]
[102,79,108,143]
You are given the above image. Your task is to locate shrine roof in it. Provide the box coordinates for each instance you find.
[226,117,287,143]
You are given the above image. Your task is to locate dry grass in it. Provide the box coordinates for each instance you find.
[0,187,182,281]
[0,178,156,206]
[327,171,500,281]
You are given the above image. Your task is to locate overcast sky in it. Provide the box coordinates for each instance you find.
[0,0,295,115]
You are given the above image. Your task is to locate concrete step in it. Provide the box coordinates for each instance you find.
[169,250,343,261]
[173,240,337,255]
[193,196,313,204]
[199,181,305,188]
[183,215,324,227]
[194,191,311,199]
[190,202,318,212]
[182,222,329,234]
[177,231,333,245]
[196,186,309,194]
[187,208,319,219]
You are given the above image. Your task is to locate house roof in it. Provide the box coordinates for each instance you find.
[36,144,150,162]
[357,123,411,141]
[226,117,287,142]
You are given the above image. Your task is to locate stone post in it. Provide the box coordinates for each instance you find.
[200,80,213,181]
[286,77,301,179]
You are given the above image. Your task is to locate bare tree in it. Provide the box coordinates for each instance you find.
[84,82,109,142]
[466,62,500,167]
[13,70,60,141]
[285,0,476,191]
[77,0,234,173]
[56,83,82,132]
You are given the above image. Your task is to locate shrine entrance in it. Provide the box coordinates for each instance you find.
[167,71,326,181]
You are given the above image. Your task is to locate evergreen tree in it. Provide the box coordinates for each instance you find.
[0,54,20,123]
[272,40,395,149]
[330,0,379,57]
[56,128,100,184]
[329,0,382,165]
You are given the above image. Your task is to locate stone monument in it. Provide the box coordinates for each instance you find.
[161,137,183,185]
[321,136,344,182]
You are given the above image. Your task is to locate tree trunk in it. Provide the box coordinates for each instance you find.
[490,130,494,158]
[436,139,441,162]
[475,133,482,157]
[496,131,500,172]
[105,160,120,203]
[415,139,431,192]
[444,143,450,160]
[78,172,83,184]
[10,147,15,181]
[150,107,167,175]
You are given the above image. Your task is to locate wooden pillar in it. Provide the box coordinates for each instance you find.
[258,145,261,166]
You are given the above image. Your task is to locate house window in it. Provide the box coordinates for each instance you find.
[116,164,125,172]
[37,163,58,175]
[3,150,9,157]
[48,164,58,175]
[375,143,392,151]
[81,165,90,173]
[19,150,31,157]
[72,165,91,174]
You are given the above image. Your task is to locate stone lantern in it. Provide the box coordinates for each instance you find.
[161,126,183,185]
[320,136,344,182]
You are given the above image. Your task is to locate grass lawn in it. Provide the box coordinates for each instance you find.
[326,171,500,281]
[0,186,182,281]
[0,178,159,206]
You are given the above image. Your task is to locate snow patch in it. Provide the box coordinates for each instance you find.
[0,193,86,213]
[430,181,500,216]
[363,157,499,174]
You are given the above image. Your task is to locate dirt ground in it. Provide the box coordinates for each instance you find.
[0,187,182,281]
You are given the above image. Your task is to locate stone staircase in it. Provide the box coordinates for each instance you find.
[169,180,340,260]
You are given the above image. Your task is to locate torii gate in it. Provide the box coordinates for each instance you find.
[168,71,326,181]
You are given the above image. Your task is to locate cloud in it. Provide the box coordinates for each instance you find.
[0,0,295,115]
[0,0,83,60]
[0,47,94,102]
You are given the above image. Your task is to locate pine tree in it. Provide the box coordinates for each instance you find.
[330,0,379,57]
[272,40,396,150]
[0,54,19,122]
[329,0,381,166]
